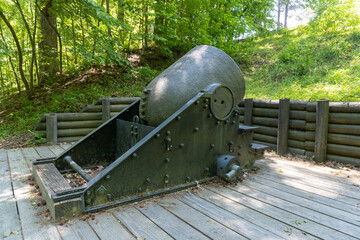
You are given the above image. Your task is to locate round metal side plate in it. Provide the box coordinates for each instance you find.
[210,86,234,120]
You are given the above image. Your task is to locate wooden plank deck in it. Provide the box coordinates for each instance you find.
[0,145,359,239]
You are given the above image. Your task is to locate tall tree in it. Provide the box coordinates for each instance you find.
[38,0,58,84]
[0,10,31,98]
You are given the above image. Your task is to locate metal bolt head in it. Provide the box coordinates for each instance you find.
[232,121,236,125]
[186,176,191,181]
[165,157,170,163]
[166,131,171,136]
[204,99,209,103]
[194,127,199,132]
[179,143,185,148]
[165,174,169,179]
[107,194,112,200]
[203,104,208,109]
[133,153,137,158]
[177,116,181,120]
[86,191,91,196]
[195,100,200,105]
[146,178,151,183]
[106,175,111,180]
[216,121,220,125]
[210,144,215,148]
[229,141,234,145]
[208,113,213,118]
[155,133,160,138]
[234,113,239,117]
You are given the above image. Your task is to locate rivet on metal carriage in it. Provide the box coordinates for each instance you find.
[33,45,268,221]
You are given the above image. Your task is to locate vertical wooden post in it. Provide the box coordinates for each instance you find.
[314,99,329,162]
[244,98,253,126]
[46,113,57,145]
[102,98,111,122]
[277,98,290,156]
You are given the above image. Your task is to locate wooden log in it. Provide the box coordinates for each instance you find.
[253,125,277,136]
[288,130,315,141]
[328,133,360,147]
[244,98,253,125]
[253,133,277,144]
[57,136,84,142]
[252,117,278,127]
[102,98,111,122]
[56,113,102,121]
[237,107,244,115]
[253,108,278,118]
[329,113,360,124]
[314,100,329,163]
[289,147,314,157]
[306,102,316,112]
[290,100,308,110]
[81,105,102,112]
[277,98,290,156]
[46,113,57,145]
[288,139,315,151]
[110,105,128,112]
[57,120,103,129]
[238,100,244,107]
[328,123,360,135]
[95,97,140,105]
[253,140,276,150]
[327,143,360,159]
[239,116,244,123]
[290,110,316,122]
[289,120,315,131]
[57,128,96,137]
[326,154,360,166]
[329,102,360,113]
[253,99,279,109]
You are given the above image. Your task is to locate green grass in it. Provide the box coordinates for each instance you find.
[236,26,360,101]
[0,66,158,143]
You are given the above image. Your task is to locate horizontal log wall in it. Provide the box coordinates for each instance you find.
[239,98,360,166]
[35,97,139,143]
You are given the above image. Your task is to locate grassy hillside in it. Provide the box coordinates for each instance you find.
[236,26,360,101]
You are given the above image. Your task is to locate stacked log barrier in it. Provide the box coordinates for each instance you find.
[238,99,360,166]
[34,97,139,143]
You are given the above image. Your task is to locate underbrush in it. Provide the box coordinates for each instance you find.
[0,65,158,145]
[237,27,360,101]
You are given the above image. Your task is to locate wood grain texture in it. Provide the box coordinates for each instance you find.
[113,207,173,240]
[57,220,99,240]
[136,202,209,240]
[88,212,135,240]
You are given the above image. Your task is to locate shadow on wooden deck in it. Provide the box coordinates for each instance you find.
[0,146,359,240]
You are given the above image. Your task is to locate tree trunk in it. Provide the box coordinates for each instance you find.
[117,0,124,45]
[8,57,21,93]
[106,0,111,37]
[71,16,77,64]
[14,0,35,90]
[38,0,58,84]
[154,0,163,38]
[143,1,148,50]
[0,11,31,98]
[277,0,281,30]
[0,65,5,96]
[284,2,289,29]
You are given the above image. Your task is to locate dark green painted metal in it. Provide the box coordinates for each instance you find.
[140,45,245,126]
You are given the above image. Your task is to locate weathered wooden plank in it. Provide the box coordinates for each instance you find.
[57,220,99,240]
[0,149,22,240]
[235,180,360,226]
[113,207,173,240]
[7,149,62,240]
[206,185,358,240]
[227,183,360,237]
[179,193,285,239]
[48,145,65,156]
[60,144,72,150]
[159,197,245,239]
[35,146,56,158]
[34,163,70,192]
[256,162,360,199]
[21,147,40,167]
[136,202,209,239]
[253,174,360,216]
[88,212,135,240]
[182,190,316,240]
[257,157,359,187]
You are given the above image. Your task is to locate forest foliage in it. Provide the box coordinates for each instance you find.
[0,0,360,144]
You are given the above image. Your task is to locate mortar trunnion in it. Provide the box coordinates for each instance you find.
[32,45,267,221]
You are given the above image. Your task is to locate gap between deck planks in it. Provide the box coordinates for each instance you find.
[1,145,360,240]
